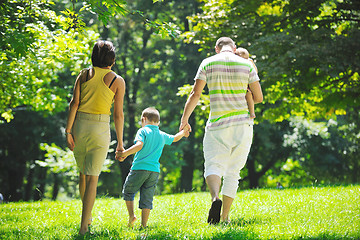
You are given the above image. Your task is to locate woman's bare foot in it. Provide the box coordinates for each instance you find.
[128,216,137,228]
[79,227,89,235]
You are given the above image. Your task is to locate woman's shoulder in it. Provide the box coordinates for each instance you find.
[78,68,91,83]
[80,67,91,74]
[112,73,125,86]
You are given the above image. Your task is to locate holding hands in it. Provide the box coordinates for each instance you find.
[115,144,126,162]
[180,122,192,135]
[116,141,143,162]
[116,151,128,162]
[116,122,191,162]
[182,123,191,138]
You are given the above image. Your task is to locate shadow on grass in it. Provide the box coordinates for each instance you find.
[227,216,267,227]
[69,227,356,240]
[69,219,358,240]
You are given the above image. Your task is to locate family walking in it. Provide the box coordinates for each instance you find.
[65,37,263,235]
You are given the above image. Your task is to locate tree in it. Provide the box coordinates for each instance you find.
[186,0,360,120]
[0,0,179,122]
[0,0,204,201]
[182,0,360,187]
[0,0,99,122]
[95,0,205,194]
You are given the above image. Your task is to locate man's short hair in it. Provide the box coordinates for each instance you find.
[216,37,235,50]
[142,107,160,123]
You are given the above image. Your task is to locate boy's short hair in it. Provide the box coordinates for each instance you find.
[142,107,160,123]
[235,47,249,59]
[215,37,235,50]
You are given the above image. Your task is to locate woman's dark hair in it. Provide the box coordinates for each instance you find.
[91,40,116,67]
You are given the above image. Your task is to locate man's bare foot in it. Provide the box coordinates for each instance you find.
[128,216,137,228]
[221,215,230,224]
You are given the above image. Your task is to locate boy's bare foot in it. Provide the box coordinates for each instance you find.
[88,214,92,226]
[128,216,137,228]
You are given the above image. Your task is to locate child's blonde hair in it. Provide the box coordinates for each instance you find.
[142,107,160,123]
[235,47,249,59]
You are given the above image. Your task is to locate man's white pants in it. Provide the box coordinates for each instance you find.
[203,124,253,199]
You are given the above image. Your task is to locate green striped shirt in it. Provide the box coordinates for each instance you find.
[194,51,260,129]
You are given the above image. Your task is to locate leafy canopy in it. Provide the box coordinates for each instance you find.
[184,0,360,122]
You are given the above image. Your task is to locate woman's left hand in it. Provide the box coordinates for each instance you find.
[66,134,75,151]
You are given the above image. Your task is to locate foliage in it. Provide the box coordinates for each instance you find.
[180,0,360,189]
[284,114,360,183]
[35,142,115,199]
[92,0,206,194]
[82,0,181,38]
[1,0,359,203]
[0,0,180,123]
[0,110,67,201]
[0,0,204,201]
[36,143,78,177]
[0,0,98,122]
[184,0,360,122]
[0,186,359,239]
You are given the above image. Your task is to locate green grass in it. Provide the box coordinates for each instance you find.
[0,185,359,239]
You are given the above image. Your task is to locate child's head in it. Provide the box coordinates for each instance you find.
[235,47,249,59]
[141,107,160,125]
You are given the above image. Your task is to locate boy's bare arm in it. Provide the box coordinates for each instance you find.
[116,141,143,161]
[173,124,190,142]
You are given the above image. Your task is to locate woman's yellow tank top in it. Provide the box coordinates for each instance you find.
[77,67,115,115]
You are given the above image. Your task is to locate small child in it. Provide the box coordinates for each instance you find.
[116,107,190,228]
[235,47,258,119]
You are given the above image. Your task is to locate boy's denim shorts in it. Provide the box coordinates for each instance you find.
[122,170,159,209]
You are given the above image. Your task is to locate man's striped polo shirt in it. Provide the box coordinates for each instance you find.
[194,51,260,130]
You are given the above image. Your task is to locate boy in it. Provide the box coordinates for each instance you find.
[116,107,190,228]
[235,47,258,119]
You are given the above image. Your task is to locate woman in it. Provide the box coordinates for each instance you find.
[65,40,125,235]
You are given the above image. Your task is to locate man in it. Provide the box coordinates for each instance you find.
[179,37,263,224]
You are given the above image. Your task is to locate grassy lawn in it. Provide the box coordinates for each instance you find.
[0,185,359,239]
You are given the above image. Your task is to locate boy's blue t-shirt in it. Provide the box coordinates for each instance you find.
[132,125,174,173]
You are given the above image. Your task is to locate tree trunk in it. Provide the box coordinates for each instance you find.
[246,155,259,189]
[24,167,34,201]
[52,173,60,200]
[34,168,47,201]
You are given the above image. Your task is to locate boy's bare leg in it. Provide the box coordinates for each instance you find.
[125,200,137,227]
[79,175,98,235]
[221,195,234,223]
[245,91,256,119]
[141,208,151,228]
